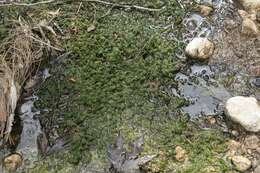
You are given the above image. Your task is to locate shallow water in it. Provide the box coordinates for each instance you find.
[15,69,51,168]
[174,0,260,118]
[16,96,42,167]
[174,65,231,117]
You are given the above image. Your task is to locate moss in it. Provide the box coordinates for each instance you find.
[2,0,231,172]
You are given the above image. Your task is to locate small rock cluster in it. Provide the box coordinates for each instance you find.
[226,135,260,172]
[185,1,260,133]
[184,1,260,172]
[235,0,260,36]
[185,0,260,61]
[185,3,214,60]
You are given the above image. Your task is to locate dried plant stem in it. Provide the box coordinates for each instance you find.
[0,0,161,12]
[0,0,56,7]
[83,0,162,12]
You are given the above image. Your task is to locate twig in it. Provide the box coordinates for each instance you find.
[0,0,56,7]
[176,0,184,9]
[29,36,64,51]
[82,0,161,12]
[76,2,83,14]
[0,0,161,12]
[98,6,113,20]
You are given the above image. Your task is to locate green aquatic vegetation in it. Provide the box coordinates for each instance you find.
[20,0,232,172]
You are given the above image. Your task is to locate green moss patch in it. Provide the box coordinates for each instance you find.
[3,1,232,172]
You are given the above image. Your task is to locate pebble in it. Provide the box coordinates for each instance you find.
[231,130,239,137]
[185,37,214,60]
[241,18,259,36]
[175,146,187,162]
[199,5,213,16]
[251,78,260,87]
[244,135,259,149]
[231,155,252,172]
[4,153,22,171]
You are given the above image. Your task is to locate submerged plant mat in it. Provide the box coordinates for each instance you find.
[0,19,46,141]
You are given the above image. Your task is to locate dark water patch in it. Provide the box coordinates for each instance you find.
[250,77,260,88]
[174,64,231,118]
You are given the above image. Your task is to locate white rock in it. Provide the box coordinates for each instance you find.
[231,155,252,172]
[225,96,260,132]
[185,37,214,60]
[239,0,260,13]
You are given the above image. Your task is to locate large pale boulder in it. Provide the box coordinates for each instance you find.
[239,0,260,13]
[225,96,260,132]
[185,37,214,60]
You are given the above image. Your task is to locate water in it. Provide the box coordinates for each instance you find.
[14,69,51,168]
[173,0,235,118]
[174,65,231,118]
[16,96,42,167]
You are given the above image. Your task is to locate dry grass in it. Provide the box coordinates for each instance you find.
[0,17,58,141]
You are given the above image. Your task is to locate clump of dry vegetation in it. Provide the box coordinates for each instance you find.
[0,17,59,142]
